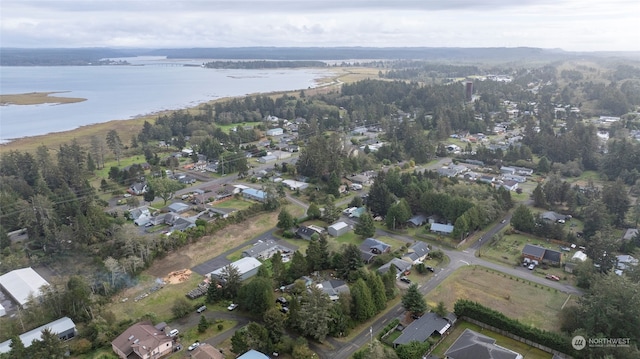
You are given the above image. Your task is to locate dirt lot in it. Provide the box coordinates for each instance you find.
[427,266,575,332]
[145,210,281,279]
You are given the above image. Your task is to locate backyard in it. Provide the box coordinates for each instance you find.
[429,320,553,359]
[426,265,576,332]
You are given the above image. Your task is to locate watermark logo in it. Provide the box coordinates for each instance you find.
[572,335,631,350]
[572,335,586,350]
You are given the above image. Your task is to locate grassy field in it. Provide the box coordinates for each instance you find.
[429,320,552,359]
[427,265,574,332]
[0,91,86,105]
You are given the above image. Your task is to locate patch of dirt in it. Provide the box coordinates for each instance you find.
[164,269,192,284]
[144,211,279,278]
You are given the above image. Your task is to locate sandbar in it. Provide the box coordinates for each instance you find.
[0,91,87,106]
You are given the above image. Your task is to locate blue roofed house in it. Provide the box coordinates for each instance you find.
[430,223,454,235]
[242,188,267,202]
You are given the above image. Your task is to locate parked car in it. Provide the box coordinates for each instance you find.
[545,274,560,281]
[501,219,506,224]
[168,329,179,337]
[425,266,435,272]
[400,277,411,284]
[276,297,288,306]
[227,303,239,311]
[173,344,182,352]
[560,246,571,252]
[188,342,200,351]
[196,305,207,313]
[528,263,536,270]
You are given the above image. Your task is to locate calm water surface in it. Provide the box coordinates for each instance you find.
[0,63,327,143]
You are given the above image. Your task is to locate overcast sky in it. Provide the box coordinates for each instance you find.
[2,0,639,51]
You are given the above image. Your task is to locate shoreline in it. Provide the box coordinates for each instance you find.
[0,67,378,153]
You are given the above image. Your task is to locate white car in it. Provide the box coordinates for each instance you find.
[188,342,200,351]
[227,303,238,311]
[528,263,536,270]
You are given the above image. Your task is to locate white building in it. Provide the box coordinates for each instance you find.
[0,267,49,307]
[266,128,284,136]
[209,257,263,282]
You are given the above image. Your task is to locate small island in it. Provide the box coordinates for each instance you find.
[0,91,87,106]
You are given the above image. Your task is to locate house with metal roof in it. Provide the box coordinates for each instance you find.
[242,188,267,202]
[0,317,76,354]
[168,202,190,213]
[430,223,454,235]
[241,240,291,260]
[237,349,270,359]
[210,257,263,282]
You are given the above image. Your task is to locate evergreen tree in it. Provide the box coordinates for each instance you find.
[220,264,242,299]
[367,272,387,312]
[238,277,274,316]
[532,183,547,208]
[198,314,209,333]
[306,202,321,219]
[351,278,376,322]
[401,283,427,316]
[511,204,535,233]
[277,208,294,231]
[287,251,308,282]
[354,211,376,237]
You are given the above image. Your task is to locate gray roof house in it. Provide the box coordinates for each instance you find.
[168,202,190,213]
[623,228,639,241]
[296,226,317,241]
[541,211,566,222]
[522,244,546,262]
[403,242,430,264]
[444,328,523,359]
[542,248,562,265]
[430,223,454,234]
[241,240,291,260]
[407,214,428,227]
[0,317,76,354]
[210,257,262,282]
[361,238,391,255]
[392,312,453,348]
[378,258,412,278]
[128,182,148,195]
[316,280,350,301]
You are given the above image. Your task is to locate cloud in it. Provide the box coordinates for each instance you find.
[1,0,638,51]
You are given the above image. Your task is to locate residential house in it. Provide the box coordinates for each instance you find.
[189,343,224,359]
[177,175,196,185]
[501,180,519,191]
[130,206,152,226]
[172,217,196,232]
[392,312,454,348]
[623,228,639,241]
[111,321,173,359]
[266,128,284,136]
[378,258,412,278]
[502,174,527,183]
[241,240,291,260]
[430,223,454,235]
[282,179,308,191]
[407,214,428,227]
[168,202,190,214]
[237,349,270,359]
[403,242,430,264]
[129,182,148,195]
[258,155,277,164]
[208,207,237,219]
[0,317,76,354]
[444,328,523,359]
[296,226,317,241]
[348,174,371,185]
[359,238,391,263]
[616,255,638,271]
[209,257,262,282]
[541,211,567,223]
[542,248,562,266]
[437,167,460,178]
[328,222,349,237]
[513,166,534,176]
[242,188,267,202]
[287,144,300,152]
[316,280,350,301]
[478,175,495,184]
[521,244,546,262]
[500,166,517,175]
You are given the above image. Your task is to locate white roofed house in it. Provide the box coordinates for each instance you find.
[0,317,77,354]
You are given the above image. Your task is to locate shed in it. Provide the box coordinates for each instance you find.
[266,128,284,136]
[328,222,349,237]
[0,267,49,307]
[571,251,587,262]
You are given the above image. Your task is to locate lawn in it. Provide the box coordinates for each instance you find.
[429,320,552,359]
[212,198,253,211]
[427,265,573,332]
[216,121,262,133]
[108,273,205,324]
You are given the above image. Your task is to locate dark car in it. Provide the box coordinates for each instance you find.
[276,297,288,306]
[400,277,411,284]
[425,266,435,272]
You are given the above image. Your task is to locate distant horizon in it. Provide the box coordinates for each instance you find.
[2,1,637,52]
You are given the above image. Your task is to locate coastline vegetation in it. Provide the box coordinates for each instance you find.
[0,91,86,106]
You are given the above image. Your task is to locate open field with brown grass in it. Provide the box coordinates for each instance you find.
[427,265,576,332]
[0,91,86,106]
